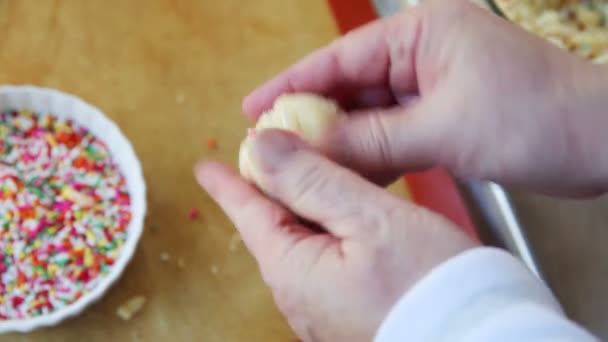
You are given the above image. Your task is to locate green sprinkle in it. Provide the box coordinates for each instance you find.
[27,186,46,199]
[55,259,68,267]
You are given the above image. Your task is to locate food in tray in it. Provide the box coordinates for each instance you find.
[494,0,608,63]
[239,93,346,183]
[0,110,131,320]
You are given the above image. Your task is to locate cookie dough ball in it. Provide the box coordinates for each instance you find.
[239,93,345,183]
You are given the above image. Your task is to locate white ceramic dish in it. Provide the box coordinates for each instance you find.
[0,86,146,333]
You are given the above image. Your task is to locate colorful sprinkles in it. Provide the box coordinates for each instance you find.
[0,110,131,320]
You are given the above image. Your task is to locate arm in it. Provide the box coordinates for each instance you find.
[376,248,599,341]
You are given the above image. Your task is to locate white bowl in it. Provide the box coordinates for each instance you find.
[0,86,146,333]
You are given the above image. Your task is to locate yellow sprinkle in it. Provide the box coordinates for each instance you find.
[50,288,55,298]
[53,121,67,132]
[0,296,4,304]
[6,285,13,293]
[48,227,57,235]
[33,239,42,249]
[47,264,59,277]
[86,231,96,243]
[21,110,34,118]
[60,187,71,198]
[74,246,84,253]
[61,186,94,207]
[84,248,94,267]
[45,133,57,147]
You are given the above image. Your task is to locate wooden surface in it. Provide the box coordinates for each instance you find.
[2,0,606,341]
[0,0,346,340]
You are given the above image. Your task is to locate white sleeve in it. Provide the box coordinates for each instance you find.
[375,247,599,342]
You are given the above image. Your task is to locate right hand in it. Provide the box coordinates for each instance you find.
[242,0,608,198]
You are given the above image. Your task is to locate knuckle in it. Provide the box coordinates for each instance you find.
[289,159,334,207]
[361,114,395,167]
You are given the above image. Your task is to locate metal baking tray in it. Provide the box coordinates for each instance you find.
[371,0,544,280]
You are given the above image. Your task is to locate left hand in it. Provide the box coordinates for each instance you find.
[196,129,477,341]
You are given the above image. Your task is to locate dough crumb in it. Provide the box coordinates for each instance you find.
[228,233,241,252]
[160,252,170,262]
[117,296,146,321]
[210,264,219,275]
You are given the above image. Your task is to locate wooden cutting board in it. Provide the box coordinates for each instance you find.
[0,0,365,340]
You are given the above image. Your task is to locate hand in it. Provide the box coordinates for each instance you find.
[196,130,477,341]
[243,0,608,197]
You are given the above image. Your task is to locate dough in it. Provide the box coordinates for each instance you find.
[239,93,345,182]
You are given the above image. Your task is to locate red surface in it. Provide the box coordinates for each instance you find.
[326,0,478,238]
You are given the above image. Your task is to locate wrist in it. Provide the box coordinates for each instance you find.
[565,62,608,195]
[585,64,608,193]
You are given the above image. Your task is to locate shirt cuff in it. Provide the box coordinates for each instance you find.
[374,247,597,341]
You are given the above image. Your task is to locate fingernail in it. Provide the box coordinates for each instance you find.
[250,129,302,173]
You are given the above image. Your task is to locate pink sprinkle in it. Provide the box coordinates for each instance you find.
[188,208,199,220]
[56,287,70,293]
[247,128,256,136]
[52,201,72,211]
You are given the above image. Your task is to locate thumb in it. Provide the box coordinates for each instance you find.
[248,129,411,239]
[321,100,447,185]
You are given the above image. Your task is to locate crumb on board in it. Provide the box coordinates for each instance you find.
[188,208,200,220]
[116,296,146,321]
[150,223,159,233]
[160,252,170,262]
[228,233,241,252]
[175,94,186,104]
[210,264,219,275]
[177,257,186,269]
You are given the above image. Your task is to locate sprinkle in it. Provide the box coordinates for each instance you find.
[160,252,170,262]
[207,138,218,150]
[0,110,132,320]
[116,296,146,321]
[188,208,199,220]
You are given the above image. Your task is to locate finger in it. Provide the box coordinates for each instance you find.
[194,161,313,265]
[247,129,406,239]
[320,99,447,183]
[242,10,422,118]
